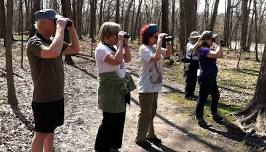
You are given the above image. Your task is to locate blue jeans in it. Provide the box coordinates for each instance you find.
[196,75,220,119]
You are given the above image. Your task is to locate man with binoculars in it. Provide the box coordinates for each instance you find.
[26,9,80,152]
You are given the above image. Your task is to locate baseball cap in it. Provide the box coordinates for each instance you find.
[34,9,62,21]
[146,24,159,34]
[200,31,218,40]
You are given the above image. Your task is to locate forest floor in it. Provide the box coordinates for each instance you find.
[0,38,266,152]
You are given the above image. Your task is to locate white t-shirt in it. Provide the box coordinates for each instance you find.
[138,44,165,93]
[95,43,126,78]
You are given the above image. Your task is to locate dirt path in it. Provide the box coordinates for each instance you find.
[0,44,264,152]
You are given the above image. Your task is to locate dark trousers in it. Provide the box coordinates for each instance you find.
[196,75,220,119]
[94,111,126,152]
[185,61,199,98]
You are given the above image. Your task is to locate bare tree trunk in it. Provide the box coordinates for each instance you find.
[255,1,266,62]
[202,0,210,31]
[98,0,104,32]
[61,0,76,65]
[179,0,197,57]
[130,0,135,43]
[29,0,41,37]
[246,6,255,52]
[5,0,18,105]
[76,0,83,39]
[179,0,186,56]
[72,0,77,30]
[240,0,248,52]
[132,0,143,40]
[238,40,266,134]
[161,0,169,33]
[224,0,231,47]
[237,0,249,68]
[0,0,5,39]
[115,0,120,23]
[24,0,31,32]
[209,0,220,31]
[171,0,175,36]
[90,0,97,57]
[123,0,134,32]
[19,0,24,69]
[90,0,97,39]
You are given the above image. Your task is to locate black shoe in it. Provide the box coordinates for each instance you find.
[185,95,197,100]
[146,137,162,144]
[135,141,151,148]
[212,114,223,122]
[197,118,212,128]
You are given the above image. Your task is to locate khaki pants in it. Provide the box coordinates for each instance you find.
[135,92,158,142]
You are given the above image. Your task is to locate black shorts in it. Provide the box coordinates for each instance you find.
[32,99,64,133]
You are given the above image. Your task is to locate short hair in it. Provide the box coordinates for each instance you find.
[140,24,158,45]
[98,22,121,43]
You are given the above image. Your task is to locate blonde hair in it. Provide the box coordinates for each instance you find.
[98,22,121,43]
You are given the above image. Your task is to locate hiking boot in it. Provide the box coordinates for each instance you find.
[212,113,223,122]
[135,141,151,148]
[146,137,162,144]
[197,118,212,128]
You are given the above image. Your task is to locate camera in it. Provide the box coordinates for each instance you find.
[123,33,130,39]
[212,38,225,47]
[163,35,173,42]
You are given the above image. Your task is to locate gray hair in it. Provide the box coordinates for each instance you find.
[98,22,121,43]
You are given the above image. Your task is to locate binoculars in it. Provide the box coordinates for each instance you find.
[54,19,72,27]
[163,35,173,42]
[212,37,225,47]
[123,33,130,39]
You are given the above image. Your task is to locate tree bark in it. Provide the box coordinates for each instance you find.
[5,0,18,105]
[161,0,169,33]
[0,0,6,39]
[179,0,197,57]
[115,0,120,23]
[19,0,24,69]
[90,0,97,39]
[76,0,83,39]
[239,39,266,134]
[246,5,255,52]
[98,0,104,32]
[132,0,143,40]
[209,0,220,31]
[123,0,134,32]
[130,0,135,43]
[224,0,231,47]
[61,0,75,65]
[240,0,248,52]
[170,0,175,36]
[29,0,41,37]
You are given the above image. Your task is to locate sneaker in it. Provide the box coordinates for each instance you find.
[212,114,223,122]
[197,118,212,128]
[146,137,162,144]
[135,141,151,148]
